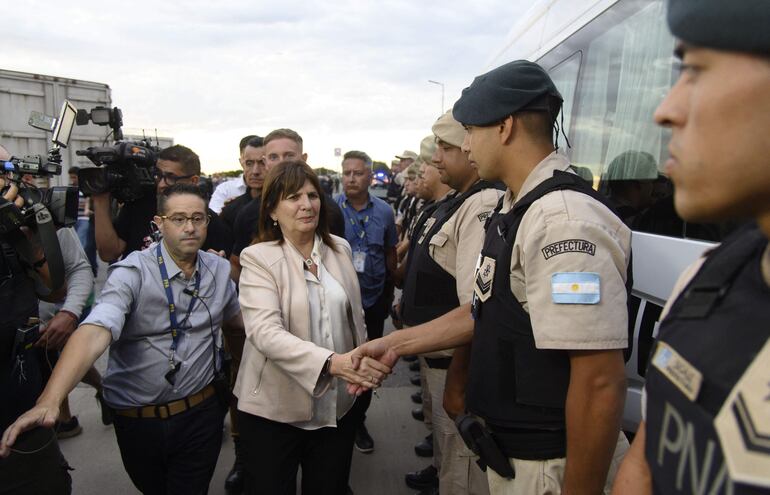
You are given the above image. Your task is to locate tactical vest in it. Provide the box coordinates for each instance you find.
[400,181,495,327]
[645,224,770,494]
[466,170,630,460]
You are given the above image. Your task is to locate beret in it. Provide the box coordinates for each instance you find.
[668,0,770,54]
[453,60,562,126]
[419,135,437,164]
[395,150,418,161]
[432,110,466,148]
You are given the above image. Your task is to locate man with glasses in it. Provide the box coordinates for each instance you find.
[92,144,232,262]
[1,183,244,494]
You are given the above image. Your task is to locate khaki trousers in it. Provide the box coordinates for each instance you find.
[424,365,490,495]
[486,431,629,495]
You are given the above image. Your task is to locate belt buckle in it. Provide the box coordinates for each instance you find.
[155,404,171,419]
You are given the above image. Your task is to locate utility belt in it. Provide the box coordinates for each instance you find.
[114,383,217,419]
[424,357,452,369]
[456,414,567,479]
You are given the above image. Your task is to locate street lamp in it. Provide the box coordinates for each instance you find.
[428,80,445,114]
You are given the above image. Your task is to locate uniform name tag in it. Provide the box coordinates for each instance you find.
[551,272,600,304]
[651,341,703,402]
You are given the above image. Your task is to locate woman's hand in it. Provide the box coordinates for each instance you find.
[329,350,392,391]
[345,339,400,396]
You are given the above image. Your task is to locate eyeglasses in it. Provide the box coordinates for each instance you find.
[153,169,195,185]
[159,214,210,228]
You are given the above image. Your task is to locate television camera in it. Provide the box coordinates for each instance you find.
[74,104,159,202]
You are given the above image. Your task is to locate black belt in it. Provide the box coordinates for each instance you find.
[425,357,452,369]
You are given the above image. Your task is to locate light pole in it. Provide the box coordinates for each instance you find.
[428,80,445,114]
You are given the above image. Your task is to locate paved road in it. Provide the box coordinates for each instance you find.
[59,322,431,494]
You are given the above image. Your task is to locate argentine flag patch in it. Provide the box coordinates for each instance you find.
[551,272,601,304]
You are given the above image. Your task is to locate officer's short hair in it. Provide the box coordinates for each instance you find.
[158,145,201,176]
[157,183,208,214]
[342,150,372,169]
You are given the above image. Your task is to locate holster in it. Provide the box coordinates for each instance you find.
[456,413,515,479]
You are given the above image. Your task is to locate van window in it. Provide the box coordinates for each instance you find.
[540,0,731,241]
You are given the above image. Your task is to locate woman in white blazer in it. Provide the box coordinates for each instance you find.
[235,160,390,494]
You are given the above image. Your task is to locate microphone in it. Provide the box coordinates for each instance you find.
[183,288,196,296]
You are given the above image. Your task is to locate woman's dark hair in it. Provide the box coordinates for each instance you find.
[256,160,336,251]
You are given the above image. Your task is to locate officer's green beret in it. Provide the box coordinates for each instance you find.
[668,0,770,54]
[452,60,562,127]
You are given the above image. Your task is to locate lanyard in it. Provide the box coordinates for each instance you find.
[156,244,200,361]
[341,200,369,249]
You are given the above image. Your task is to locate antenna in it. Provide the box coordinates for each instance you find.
[154,128,159,147]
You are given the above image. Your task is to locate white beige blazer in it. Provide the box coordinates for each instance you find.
[234,235,367,423]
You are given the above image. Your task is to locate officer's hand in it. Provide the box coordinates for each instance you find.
[347,339,399,395]
[0,404,60,458]
[331,350,392,393]
[206,249,226,258]
[443,386,465,420]
[36,311,79,350]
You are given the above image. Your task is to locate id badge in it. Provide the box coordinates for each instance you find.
[353,251,366,273]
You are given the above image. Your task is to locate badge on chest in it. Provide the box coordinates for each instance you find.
[473,256,496,303]
[715,340,770,488]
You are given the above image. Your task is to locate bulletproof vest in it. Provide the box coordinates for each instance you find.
[644,224,770,494]
[400,181,494,327]
[466,170,630,460]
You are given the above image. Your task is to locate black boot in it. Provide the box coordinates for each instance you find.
[225,436,244,494]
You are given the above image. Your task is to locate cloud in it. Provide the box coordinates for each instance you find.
[4,0,535,172]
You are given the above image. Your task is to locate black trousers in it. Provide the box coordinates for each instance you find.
[112,394,226,495]
[238,399,363,495]
[358,288,390,423]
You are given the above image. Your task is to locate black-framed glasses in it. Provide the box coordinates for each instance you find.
[153,169,195,185]
[159,214,210,228]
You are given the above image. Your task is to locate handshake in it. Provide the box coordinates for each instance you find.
[328,337,401,396]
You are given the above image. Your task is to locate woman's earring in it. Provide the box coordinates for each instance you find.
[273,219,278,226]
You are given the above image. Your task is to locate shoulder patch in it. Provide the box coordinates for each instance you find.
[715,340,770,488]
[477,210,492,222]
[542,239,596,260]
[551,272,600,304]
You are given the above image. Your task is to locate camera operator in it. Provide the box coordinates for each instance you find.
[1,183,244,494]
[0,146,72,494]
[92,144,233,262]
[38,226,110,435]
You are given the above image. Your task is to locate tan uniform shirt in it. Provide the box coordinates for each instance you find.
[423,183,502,358]
[502,152,632,350]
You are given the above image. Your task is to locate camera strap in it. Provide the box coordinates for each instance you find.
[8,203,66,295]
[156,243,200,377]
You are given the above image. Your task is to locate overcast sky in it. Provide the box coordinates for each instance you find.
[4,0,536,173]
